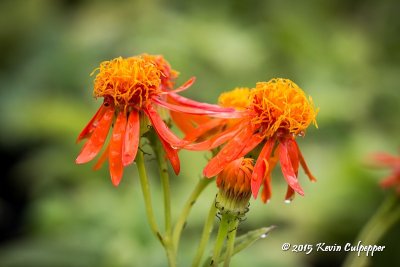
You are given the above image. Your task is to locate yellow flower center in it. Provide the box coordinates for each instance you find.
[218,87,251,110]
[92,55,176,109]
[250,78,318,137]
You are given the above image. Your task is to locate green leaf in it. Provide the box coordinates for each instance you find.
[202,225,276,266]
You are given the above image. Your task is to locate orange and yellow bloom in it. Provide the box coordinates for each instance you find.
[183,79,318,201]
[76,54,237,186]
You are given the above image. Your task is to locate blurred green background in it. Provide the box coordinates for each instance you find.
[0,0,399,266]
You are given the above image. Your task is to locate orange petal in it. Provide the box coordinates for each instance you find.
[184,120,245,151]
[286,139,299,176]
[284,186,295,201]
[76,107,114,164]
[295,141,317,182]
[76,105,106,143]
[93,143,110,170]
[145,104,188,147]
[159,137,180,175]
[122,110,140,166]
[203,124,255,178]
[184,118,227,142]
[278,140,304,196]
[109,112,127,186]
[261,149,279,203]
[161,77,196,94]
[251,138,275,198]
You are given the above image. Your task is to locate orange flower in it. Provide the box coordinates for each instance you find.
[185,79,318,201]
[370,152,400,194]
[76,54,237,186]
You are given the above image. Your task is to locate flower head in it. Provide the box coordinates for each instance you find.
[250,79,318,137]
[370,152,400,194]
[218,87,251,110]
[215,158,253,219]
[191,78,318,201]
[76,54,236,186]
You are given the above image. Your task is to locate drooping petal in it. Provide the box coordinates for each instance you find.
[261,150,279,203]
[76,107,115,164]
[251,138,275,198]
[237,132,264,157]
[109,112,127,186]
[184,118,227,142]
[278,140,304,196]
[284,186,296,201]
[122,110,140,166]
[184,120,245,151]
[159,137,180,175]
[168,95,212,134]
[168,92,236,112]
[144,104,188,147]
[294,141,317,182]
[93,143,110,170]
[203,124,255,178]
[76,105,106,143]
[286,138,299,176]
[161,77,196,94]
[152,97,245,118]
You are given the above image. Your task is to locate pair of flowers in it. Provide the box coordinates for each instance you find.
[76,54,319,202]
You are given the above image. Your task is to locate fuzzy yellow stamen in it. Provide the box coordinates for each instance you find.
[218,87,251,110]
[250,78,318,137]
[92,55,164,109]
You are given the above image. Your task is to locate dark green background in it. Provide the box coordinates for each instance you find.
[0,0,399,266]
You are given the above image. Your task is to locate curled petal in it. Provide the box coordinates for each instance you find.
[251,138,275,198]
[261,150,279,203]
[76,105,106,143]
[122,110,140,166]
[76,107,114,164]
[159,138,180,175]
[285,186,296,201]
[294,141,317,182]
[167,92,236,112]
[109,112,127,186]
[286,139,299,176]
[161,77,196,94]
[184,118,228,142]
[238,132,264,157]
[278,140,304,196]
[203,125,255,178]
[153,97,246,118]
[184,120,244,151]
[145,104,188,147]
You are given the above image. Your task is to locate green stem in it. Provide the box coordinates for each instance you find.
[154,140,177,267]
[210,214,233,267]
[223,220,239,267]
[342,194,399,267]
[155,141,172,235]
[136,149,162,243]
[173,178,212,250]
[192,200,217,267]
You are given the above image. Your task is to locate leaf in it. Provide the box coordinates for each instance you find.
[202,226,276,266]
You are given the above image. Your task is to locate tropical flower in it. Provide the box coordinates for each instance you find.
[370,151,400,193]
[215,157,253,219]
[76,54,237,186]
[183,79,318,202]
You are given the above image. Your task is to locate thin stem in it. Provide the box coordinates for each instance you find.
[223,220,239,267]
[192,200,218,267]
[210,214,231,267]
[155,141,172,235]
[173,178,213,250]
[136,149,162,243]
[342,194,399,267]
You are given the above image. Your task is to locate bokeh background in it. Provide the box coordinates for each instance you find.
[0,0,399,266]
